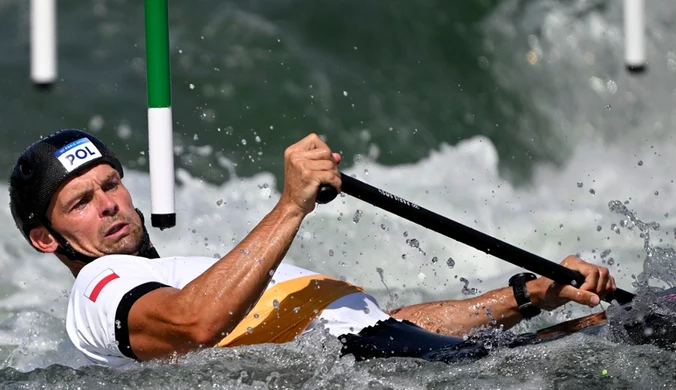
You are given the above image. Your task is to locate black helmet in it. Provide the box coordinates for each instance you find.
[9,129,123,249]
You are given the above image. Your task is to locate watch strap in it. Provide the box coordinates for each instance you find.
[509,272,542,320]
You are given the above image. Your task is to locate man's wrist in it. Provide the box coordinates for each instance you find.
[273,199,307,222]
[526,279,547,309]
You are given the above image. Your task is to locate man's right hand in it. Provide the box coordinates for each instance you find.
[279,133,342,216]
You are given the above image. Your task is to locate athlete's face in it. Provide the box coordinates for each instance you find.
[45,164,145,257]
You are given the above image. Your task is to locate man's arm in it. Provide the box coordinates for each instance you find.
[389,255,616,337]
[126,134,342,361]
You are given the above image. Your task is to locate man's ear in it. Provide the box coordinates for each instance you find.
[29,226,59,253]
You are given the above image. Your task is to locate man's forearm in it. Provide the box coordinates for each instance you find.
[176,201,305,341]
[389,286,523,337]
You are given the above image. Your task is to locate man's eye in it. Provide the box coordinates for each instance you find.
[104,181,118,191]
[72,199,87,210]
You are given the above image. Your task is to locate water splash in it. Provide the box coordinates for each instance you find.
[607,200,673,288]
[375,267,399,312]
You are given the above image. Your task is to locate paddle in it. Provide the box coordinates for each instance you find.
[316,173,635,305]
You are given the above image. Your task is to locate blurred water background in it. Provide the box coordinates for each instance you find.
[1,0,675,388]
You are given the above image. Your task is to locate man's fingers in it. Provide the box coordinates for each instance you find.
[296,148,334,161]
[303,159,339,172]
[595,266,610,297]
[286,133,328,153]
[310,171,342,194]
[559,285,600,307]
[579,268,600,294]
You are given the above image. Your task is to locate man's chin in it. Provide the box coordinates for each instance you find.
[102,235,143,255]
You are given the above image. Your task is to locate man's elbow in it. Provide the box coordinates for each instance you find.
[189,327,227,347]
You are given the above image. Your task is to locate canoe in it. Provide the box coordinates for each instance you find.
[340,286,676,363]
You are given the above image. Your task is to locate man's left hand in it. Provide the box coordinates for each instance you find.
[528,255,617,311]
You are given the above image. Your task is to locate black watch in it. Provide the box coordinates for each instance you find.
[508,272,542,320]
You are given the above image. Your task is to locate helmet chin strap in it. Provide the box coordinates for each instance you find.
[46,209,160,263]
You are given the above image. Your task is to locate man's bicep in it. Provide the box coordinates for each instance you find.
[125,285,200,361]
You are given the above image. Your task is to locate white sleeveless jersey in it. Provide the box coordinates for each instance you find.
[66,255,389,368]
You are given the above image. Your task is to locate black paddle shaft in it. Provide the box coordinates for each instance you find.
[317,174,634,305]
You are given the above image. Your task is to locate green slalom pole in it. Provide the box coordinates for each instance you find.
[145,0,176,229]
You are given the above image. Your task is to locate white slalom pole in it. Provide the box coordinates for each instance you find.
[145,0,176,229]
[624,0,646,73]
[30,0,57,88]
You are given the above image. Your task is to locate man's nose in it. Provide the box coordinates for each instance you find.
[99,192,119,217]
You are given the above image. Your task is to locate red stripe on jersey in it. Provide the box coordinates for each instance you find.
[88,272,119,302]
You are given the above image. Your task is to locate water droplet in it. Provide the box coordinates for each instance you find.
[607,258,615,266]
[611,224,620,234]
[241,139,247,145]
[352,209,363,223]
[577,181,583,188]
[343,91,348,97]
[363,307,370,314]
[638,160,643,166]
[247,327,254,334]
[655,191,659,196]
[407,238,420,248]
[253,313,259,319]
[189,83,195,90]
[255,136,261,143]
[329,249,334,257]
[597,225,603,232]
[380,223,386,230]
[446,257,455,269]
[403,231,408,237]
[115,320,121,329]
[216,199,225,206]
[431,256,438,263]
[605,104,611,110]
[589,189,596,195]
[293,307,301,313]
[401,254,407,259]
[364,169,369,175]
[272,299,280,309]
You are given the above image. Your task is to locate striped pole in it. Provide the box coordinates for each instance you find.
[624,0,646,73]
[145,0,176,229]
[30,0,57,89]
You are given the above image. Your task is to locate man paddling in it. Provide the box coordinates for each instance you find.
[9,129,616,368]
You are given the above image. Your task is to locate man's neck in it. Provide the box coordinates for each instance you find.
[56,254,86,278]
